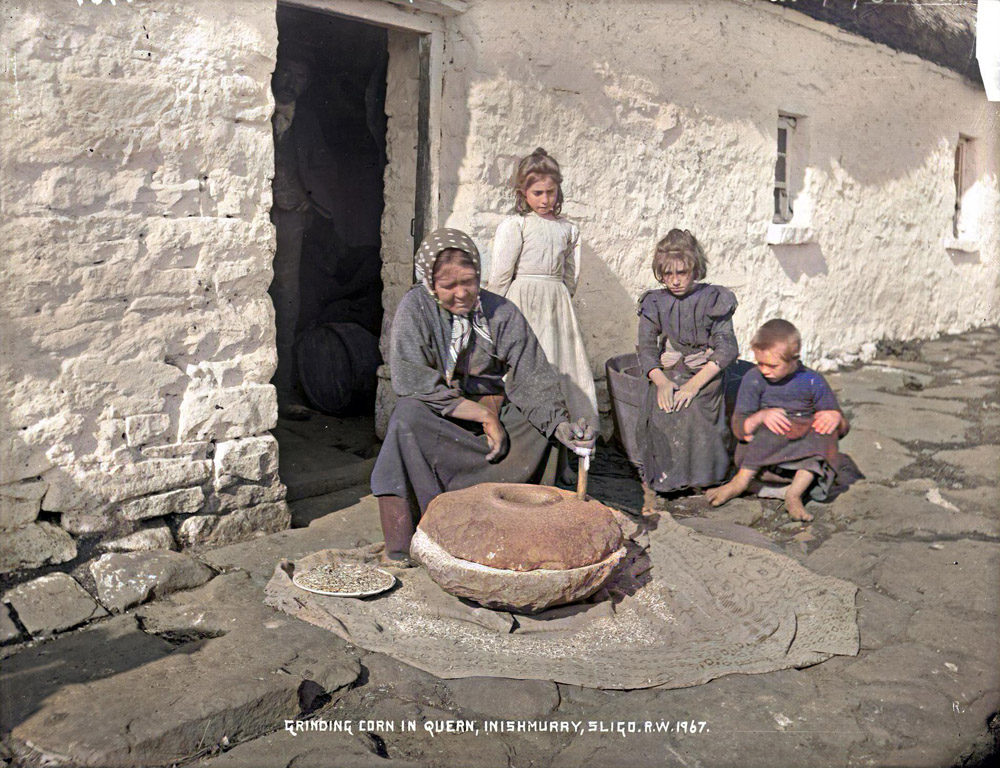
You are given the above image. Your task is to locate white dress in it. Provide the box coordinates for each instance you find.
[487,213,599,427]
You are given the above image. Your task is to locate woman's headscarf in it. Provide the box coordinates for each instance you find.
[414,228,493,384]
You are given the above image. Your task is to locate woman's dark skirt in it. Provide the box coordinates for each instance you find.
[639,371,732,493]
[370,397,556,514]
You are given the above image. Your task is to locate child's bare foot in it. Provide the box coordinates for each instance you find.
[705,469,755,507]
[705,481,744,507]
[784,469,815,521]
[785,494,813,521]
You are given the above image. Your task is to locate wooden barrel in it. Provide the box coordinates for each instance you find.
[296,322,382,415]
[605,353,647,469]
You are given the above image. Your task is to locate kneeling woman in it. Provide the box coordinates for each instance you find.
[371,229,596,565]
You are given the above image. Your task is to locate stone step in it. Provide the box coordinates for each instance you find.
[3,572,360,767]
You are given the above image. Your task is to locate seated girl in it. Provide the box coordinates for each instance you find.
[637,229,739,494]
[370,228,596,566]
[705,319,861,521]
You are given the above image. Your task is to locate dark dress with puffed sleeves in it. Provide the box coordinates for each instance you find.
[636,284,739,492]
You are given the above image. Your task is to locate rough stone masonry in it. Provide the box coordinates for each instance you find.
[0,0,288,574]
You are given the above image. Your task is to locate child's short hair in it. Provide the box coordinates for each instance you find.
[512,147,564,216]
[652,229,708,282]
[751,319,802,360]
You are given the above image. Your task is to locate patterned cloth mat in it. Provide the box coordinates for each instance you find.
[265,512,858,689]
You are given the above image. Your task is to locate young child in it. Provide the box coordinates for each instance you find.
[486,148,599,429]
[637,230,739,493]
[705,319,858,521]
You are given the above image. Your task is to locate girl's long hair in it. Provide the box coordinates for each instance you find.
[511,147,564,216]
[652,229,708,282]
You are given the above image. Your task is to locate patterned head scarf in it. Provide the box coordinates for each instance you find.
[414,228,492,384]
[414,228,481,293]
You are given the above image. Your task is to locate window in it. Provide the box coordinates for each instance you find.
[946,134,982,251]
[953,135,971,239]
[766,112,813,245]
[773,114,796,224]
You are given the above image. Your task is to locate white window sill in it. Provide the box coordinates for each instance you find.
[942,236,979,253]
[766,223,815,246]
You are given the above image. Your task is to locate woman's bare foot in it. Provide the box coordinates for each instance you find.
[785,494,814,521]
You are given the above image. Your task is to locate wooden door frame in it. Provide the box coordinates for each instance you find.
[281,0,446,243]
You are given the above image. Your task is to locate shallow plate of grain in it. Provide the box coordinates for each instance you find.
[292,562,396,597]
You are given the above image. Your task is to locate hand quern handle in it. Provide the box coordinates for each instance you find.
[576,451,590,501]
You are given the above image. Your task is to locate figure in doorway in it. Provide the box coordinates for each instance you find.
[270,54,339,420]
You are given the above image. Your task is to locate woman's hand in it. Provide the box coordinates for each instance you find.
[484,415,509,463]
[554,419,596,457]
[812,410,843,435]
[656,381,677,411]
[671,382,699,411]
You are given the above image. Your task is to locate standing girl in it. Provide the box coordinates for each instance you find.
[637,229,739,493]
[487,148,599,430]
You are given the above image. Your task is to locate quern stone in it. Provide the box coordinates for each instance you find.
[412,484,626,613]
[420,484,623,571]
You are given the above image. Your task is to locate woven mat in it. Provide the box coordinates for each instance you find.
[264,513,858,689]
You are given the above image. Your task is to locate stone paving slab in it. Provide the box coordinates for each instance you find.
[934,444,1000,482]
[846,404,972,444]
[3,331,999,768]
[7,572,361,767]
[1,614,175,734]
[833,383,968,415]
[828,482,1000,539]
[2,573,107,636]
[90,549,215,613]
[838,428,914,482]
[916,383,995,400]
[875,540,1000,616]
[0,604,22,644]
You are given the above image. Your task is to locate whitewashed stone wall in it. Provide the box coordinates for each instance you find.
[427,0,999,430]
[375,27,421,437]
[1,0,288,574]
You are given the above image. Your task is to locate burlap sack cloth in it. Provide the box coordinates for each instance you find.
[265,512,858,689]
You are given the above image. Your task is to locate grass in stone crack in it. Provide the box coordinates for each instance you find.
[295,563,394,594]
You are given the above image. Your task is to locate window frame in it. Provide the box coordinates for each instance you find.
[774,114,797,224]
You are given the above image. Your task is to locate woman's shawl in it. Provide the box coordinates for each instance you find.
[389,286,568,437]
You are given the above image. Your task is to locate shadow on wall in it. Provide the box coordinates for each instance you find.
[769,243,829,282]
[946,248,982,267]
[575,241,641,377]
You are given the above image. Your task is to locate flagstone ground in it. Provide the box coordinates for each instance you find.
[1,329,997,768]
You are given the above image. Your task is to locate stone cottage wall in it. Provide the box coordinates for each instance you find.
[1,0,286,574]
[375,27,421,438]
[430,0,999,428]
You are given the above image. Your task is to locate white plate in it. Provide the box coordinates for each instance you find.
[292,564,396,598]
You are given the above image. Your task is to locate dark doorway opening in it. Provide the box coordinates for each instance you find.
[271,4,388,502]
